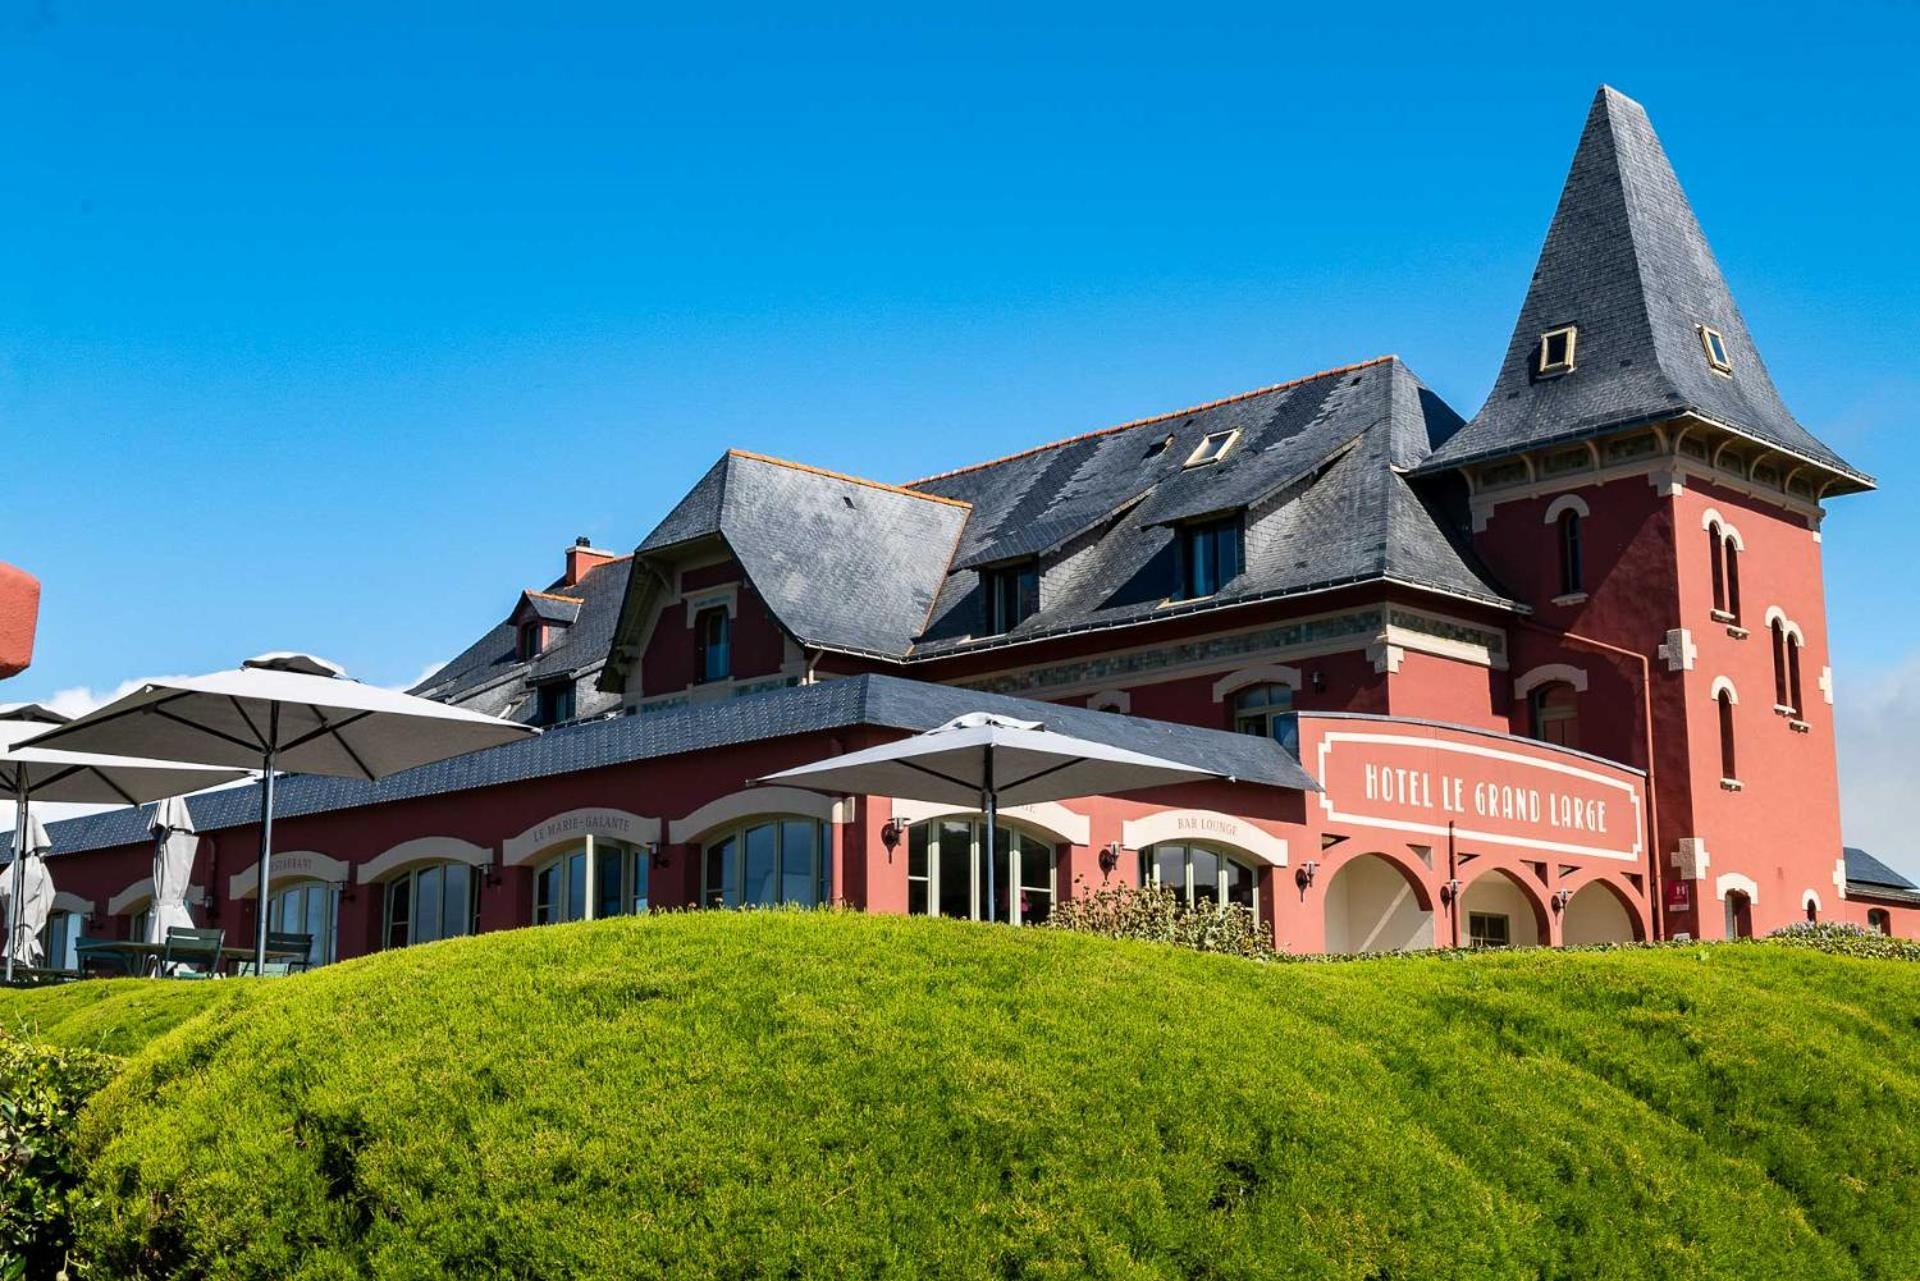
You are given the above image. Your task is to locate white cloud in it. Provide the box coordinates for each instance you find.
[1835,652,1920,885]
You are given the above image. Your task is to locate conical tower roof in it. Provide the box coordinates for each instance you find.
[1420,87,1870,490]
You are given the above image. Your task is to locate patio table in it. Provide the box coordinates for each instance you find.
[74,939,305,977]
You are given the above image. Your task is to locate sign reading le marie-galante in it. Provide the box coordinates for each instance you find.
[1314,727,1643,862]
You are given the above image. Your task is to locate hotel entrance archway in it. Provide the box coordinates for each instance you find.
[1458,868,1547,948]
[1559,880,1641,945]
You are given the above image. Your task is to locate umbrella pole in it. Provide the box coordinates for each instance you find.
[6,785,24,982]
[253,747,276,973]
[983,743,998,926]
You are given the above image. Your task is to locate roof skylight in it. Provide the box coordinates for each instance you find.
[1698,325,1733,375]
[1184,429,1240,468]
[1537,325,1577,376]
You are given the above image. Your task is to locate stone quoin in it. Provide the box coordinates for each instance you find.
[9,86,1914,967]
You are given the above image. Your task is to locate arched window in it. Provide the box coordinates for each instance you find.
[1557,509,1583,595]
[1724,540,1742,623]
[1709,525,1727,613]
[1527,681,1581,749]
[906,820,1057,924]
[383,862,478,949]
[1138,843,1258,914]
[1805,898,1819,924]
[1867,908,1891,936]
[534,839,648,925]
[1717,688,1738,781]
[1232,683,1297,752]
[268,880,340,967]
[1771,618,1790,707]
[1787,634,1804,716]
[704,818,828,910]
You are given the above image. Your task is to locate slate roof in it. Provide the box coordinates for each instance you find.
[1420,87,1871,489]
[410,555,632,724]
[907,356,1516,655]
[1844,846,1920,905]
[6,674,1315,859]
[633,450,972,658]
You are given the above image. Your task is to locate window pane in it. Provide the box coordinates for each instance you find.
[1224,859,1255,910]
[781,820,819,907]
[535,863,558,924]
[974,825,1014,923]
[909,824,930,879]
[596,843,627,918]
[1155,845,1187,900]
[386,878,411,949]
[445,864,473,937]
[416,866,444,943]
[705,838,737,909]
[1017,834,1054,926]
[1190,846,1221,907]
[743,823,777,907]
[632,850,650,914]
[936,821,971,919]
[566,851,587,922]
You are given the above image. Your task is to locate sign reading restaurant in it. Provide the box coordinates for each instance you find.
[1310,722,1644,862]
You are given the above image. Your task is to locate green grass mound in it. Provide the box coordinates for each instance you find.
[6,913,1919,1279]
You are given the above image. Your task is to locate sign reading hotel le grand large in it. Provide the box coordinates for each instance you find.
[1313,725,1644,862]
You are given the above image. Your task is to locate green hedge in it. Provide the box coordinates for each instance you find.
[0,912,1904,1279]
[0,1031,120,1279]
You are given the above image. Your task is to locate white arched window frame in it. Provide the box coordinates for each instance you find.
[1136,840,1260,915]
[361,838,491,951]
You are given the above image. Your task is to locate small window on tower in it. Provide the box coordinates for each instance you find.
[1538,325,1577,375]
[1184,429,1240,468]
[1699,325,1733,375]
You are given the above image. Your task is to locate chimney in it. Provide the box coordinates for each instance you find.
[562,536,616,587]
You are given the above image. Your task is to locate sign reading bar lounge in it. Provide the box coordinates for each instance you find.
[1314,727,1643,861]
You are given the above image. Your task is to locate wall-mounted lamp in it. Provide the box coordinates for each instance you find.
[1551,888,1573,914]
[1098,843,1122,882]
[1294,860,1318,892]
[1439,878,1463,907]
[1309,670,1326,693]
[482,859,503,889]
[880,820,906,853]
[648,841,670,869]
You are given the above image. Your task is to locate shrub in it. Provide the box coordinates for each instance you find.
[0,1030,119,1280]
[1767,920,1920,961]
[1045,878,1274,957]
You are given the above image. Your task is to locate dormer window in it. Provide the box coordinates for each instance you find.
[533,680,575,726]
[695,607,731,684]
[1537,325,1577,375]
[1184,429,1240,468]
[1699,325,1733,375]
[1176,514,1243,601]
[516,621,543,661]
[982,561,1039,635]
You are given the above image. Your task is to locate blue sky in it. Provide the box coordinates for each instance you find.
[3,4,1916,871]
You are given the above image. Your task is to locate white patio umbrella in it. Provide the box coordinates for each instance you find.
[1,810,53,968]
[1,705,248,981]
[757,712,1225,924]
[148,795,200,946]
[28,654,538,969]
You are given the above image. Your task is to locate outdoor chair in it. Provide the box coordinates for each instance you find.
[74,937,137,977]
[236,959,296,977]
[159,926,224,979]
[264,930,315,972]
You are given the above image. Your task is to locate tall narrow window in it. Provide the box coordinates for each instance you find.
[1717,689,1738,781]
[1557,509,1583,595]
[982,561,1039,634]
[517,621,543,661]
[1771,619,1790,708]
[695,607,731,684]
[1709,526,1727,614]
[1724,542,1742,623]
[1177,515,1243,601]
[1787,635,1804,716]
[1868,908,1891,936]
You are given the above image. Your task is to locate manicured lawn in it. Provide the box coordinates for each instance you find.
[4,913,1916,1279]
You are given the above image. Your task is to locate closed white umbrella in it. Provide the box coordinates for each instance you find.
[149,795,199,946]
[1,811,53,968]
[2,706,247,981]
[29,654,538,969]
[757,712,1226,923]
